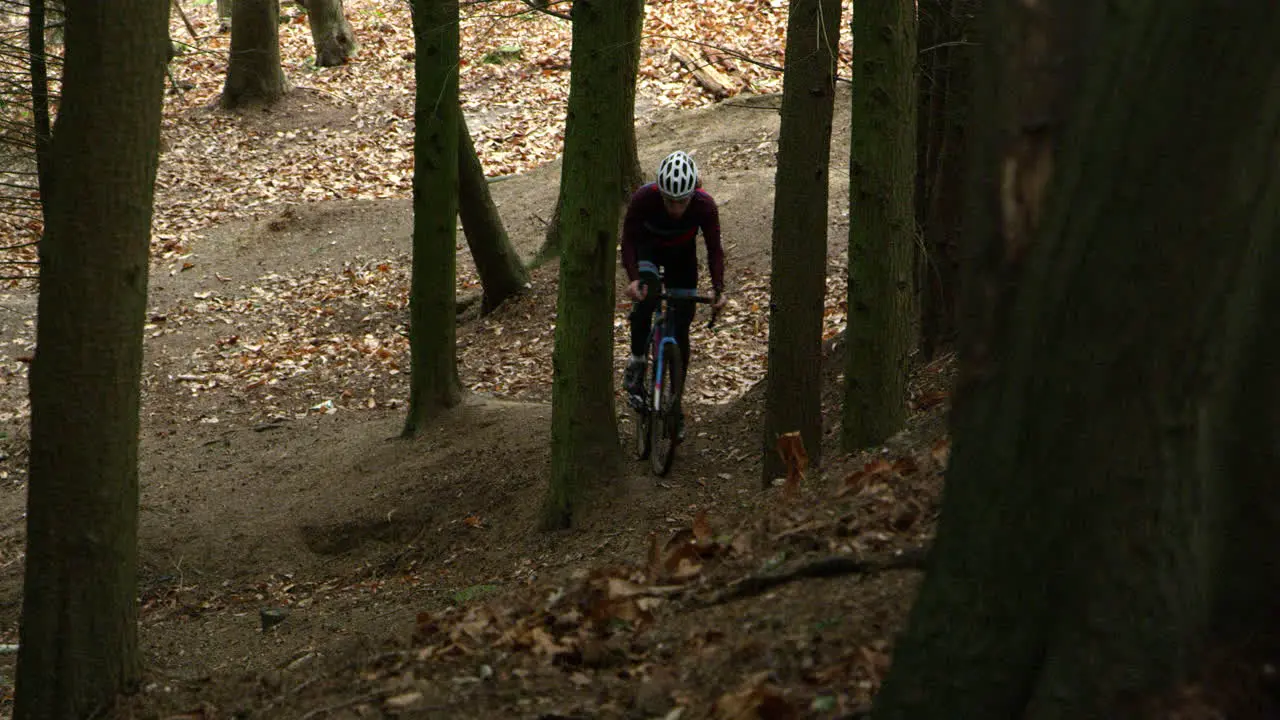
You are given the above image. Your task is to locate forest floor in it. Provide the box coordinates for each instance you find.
[0,2,967,718]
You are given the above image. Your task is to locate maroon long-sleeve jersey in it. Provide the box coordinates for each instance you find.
[620,183,725,292]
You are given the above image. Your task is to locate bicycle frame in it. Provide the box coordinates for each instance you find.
[645,288,709,410]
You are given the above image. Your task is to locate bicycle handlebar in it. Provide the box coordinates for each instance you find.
[658,293,722,329]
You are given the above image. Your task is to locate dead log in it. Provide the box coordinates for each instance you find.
[670,46,736,99]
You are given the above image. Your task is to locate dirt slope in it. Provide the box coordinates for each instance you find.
[0,80,947,720]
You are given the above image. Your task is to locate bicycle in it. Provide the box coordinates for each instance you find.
[624,286,719,476]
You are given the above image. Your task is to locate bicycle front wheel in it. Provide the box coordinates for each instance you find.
[650,344,683,476]
[628,401,651,461]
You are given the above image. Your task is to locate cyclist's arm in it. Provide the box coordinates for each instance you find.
[620,188,649,283]
[699,194,725,294]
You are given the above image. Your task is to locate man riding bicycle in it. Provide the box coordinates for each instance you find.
[621,150,728,439]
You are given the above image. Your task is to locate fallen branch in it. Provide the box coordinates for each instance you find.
[670,46,736,100]
[170,0,198,40]
[693,545,930,608]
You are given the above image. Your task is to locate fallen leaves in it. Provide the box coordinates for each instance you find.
[713,672,797,720]
[775,431,807,500]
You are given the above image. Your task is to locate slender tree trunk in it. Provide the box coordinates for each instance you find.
[221,0,287,108]
[542,0,632,529]
[916,0,971,359]
[402,0,461,435]
[872,2,1280,718]
[761,0,842,485]
[842,0,916,450]
[217,0,233,23]
[537,0,644,262]
[14,1,168,717]
[301,0,357,67]
[458,110,530,313]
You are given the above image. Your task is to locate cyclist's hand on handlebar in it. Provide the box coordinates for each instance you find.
[712,289,728,310]
[627,279,648,301]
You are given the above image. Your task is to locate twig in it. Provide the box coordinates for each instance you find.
[692,546,930,608]
[170,0,198,40]
[298,693,381,720]
[517,0,570,22]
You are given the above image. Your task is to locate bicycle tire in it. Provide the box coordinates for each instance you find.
[650,343,683,476]
[629,384,651,461]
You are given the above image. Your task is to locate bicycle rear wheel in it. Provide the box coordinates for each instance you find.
[650,344,683,476]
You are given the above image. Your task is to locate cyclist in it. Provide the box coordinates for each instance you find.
[621,150,727,440]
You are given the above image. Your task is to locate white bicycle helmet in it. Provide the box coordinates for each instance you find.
[656,151,698,201]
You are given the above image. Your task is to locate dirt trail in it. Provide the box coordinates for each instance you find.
[0,83,942,720]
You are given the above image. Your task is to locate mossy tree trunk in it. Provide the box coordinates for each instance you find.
[542,0,633,529]
[537,0,643,261]
[301,0,357,67]
[871,2,1280,717]
[842,0,916,450]
[458,110,530,313]
[221,0,288,108]
[14,0,168,716]
[402,0,461,436]
[760,0,842,485]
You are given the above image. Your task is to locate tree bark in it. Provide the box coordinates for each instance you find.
[217,0,232,22]
[915,0,970,359]
[14,1,167,717]
[537,0,643,262]
[221,0,287,108]
[542,0,632,529]
[842,0,916,450]
[301,0,356,67]
[402,0,461,435]
[760,0,842,485]
[458,110,530,313]
[871,2,1280,718]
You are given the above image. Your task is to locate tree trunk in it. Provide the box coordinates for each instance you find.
[217,0,232,22]
[13,1,167,717]
[537,0,644,262]
[871,2,1280,718]
[402,0,461,435]
[301,0,356,67]
[760,0,842,485]
[842,0,916,451]
[220,0,287,108]
[916,0,972,359]
[457,110,530,313]
[619,0,644,193]
[28,0,50,187]
[542,0,633,529]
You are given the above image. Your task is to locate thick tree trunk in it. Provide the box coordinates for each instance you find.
[221,0,287,108]
[760,0,842,485]
[542,0,632,529]
[458,110,530,313]
[402,0,461,435]
[13,1,167,717]
[301,0,356,67]
[537,0,643,262]
[871,2,1280,718]
[842,0,916,450]
[915,0,970,359]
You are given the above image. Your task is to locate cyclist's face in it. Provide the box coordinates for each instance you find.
[663,195,691,218]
